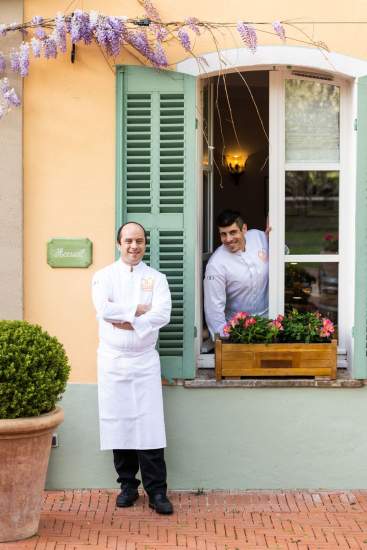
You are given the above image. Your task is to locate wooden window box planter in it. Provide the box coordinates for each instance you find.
[215,338,337,380]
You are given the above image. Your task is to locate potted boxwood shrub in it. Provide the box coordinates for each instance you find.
[215,309,337,380]
[0,320,70,542]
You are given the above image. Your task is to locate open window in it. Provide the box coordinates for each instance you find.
[199,68,354,367]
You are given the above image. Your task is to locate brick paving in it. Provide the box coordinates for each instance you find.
[3,490,367,550]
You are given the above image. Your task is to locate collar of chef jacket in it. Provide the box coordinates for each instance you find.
[118,259,145,273]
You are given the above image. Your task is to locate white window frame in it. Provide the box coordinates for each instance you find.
[269,68,355,357]
[195,65,356,366]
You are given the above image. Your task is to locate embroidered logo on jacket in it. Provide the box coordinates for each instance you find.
[141,277,154,291]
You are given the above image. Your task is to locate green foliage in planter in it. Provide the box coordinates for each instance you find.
[0,320,70,419]
[280,309,334,343]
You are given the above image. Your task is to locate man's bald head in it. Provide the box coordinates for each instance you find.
[117,222,147,244]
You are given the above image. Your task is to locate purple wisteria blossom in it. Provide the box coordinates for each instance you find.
[185,17,201,35]
[19,42,30,77]
[107,16,127,55]
[272,20,285,41]
[31,15,43,26]
[142,0,168,41]
[0,53,6,73]
[126,30,151,59]
[152,23,168,41]
[89,11,100,31]
[237,21,257,53]
[10,49,20,73]
[43,37,58,59]
[4,86,21,106]
[35,27,46,40]
[31,37,42,57]
[150,42,168,67]
[71,10,93,45]
[178,29,191,51]
[143,0,161,22]
[0,77,21,109]
[65,15,72,34]
[54,12,67,53]
[95,16,126,56]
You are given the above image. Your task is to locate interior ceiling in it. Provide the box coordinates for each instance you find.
[214,70,269,88]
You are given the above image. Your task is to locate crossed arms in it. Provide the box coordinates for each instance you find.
[92,272,171,339]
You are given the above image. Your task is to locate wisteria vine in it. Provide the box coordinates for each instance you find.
[0,1,292,119]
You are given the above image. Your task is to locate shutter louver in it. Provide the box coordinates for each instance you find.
[117,66,197,380]
[158,231,184,355]
[160,94,185,214]
[126,94,151,213]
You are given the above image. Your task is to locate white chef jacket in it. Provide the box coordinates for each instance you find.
[204,229,269,339]
[92,259,171,450]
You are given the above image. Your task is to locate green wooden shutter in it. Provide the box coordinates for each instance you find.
[353,75,367,378]
[116,66,197,380]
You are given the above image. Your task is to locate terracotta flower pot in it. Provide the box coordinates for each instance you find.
[0,406,64,542]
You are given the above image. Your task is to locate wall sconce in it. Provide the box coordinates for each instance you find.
[224,152,248,185]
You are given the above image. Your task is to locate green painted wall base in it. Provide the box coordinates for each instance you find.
[47,383,367,490]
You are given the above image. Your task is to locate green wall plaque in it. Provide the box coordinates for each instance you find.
[47,238,92,268]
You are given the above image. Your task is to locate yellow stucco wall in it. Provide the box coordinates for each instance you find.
[23,0,367,382]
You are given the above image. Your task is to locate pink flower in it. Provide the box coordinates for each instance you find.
[223,324,230,335]
[244,317,256,328]
[235,311,248,320]
[319,318,335,338]
[272,320,283,330]
[229,311,248,325]
[324,233,336,242]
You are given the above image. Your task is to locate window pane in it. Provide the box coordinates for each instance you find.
[285,263,338,324]
[285,171,339,254]
[285,79,340,163]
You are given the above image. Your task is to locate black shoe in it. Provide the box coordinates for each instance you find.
[116,486,139,507]
[149,493,173,515]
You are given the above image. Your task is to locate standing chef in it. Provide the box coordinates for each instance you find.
[204,209,269,339]
[92,222,173,515]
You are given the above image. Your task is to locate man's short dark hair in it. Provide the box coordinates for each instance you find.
[216,210,245,229]
[117,222,147,244]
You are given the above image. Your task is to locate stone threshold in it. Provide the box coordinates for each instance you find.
[183,367,364,388]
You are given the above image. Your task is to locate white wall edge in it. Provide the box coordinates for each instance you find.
[176,45,367,79]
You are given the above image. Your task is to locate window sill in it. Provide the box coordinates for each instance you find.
[183,356,364,388]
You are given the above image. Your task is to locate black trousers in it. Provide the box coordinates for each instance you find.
[113,448,167,496]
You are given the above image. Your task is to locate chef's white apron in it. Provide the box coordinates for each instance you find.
[97,347,166,450]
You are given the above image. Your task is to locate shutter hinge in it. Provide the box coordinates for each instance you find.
[354,118,358,131]
[195,118,198,129]
[194,326,197,337]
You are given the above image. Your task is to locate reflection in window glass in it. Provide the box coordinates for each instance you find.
[285,263,338,324]
[285,79,340,163]
[285,171,339,255]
